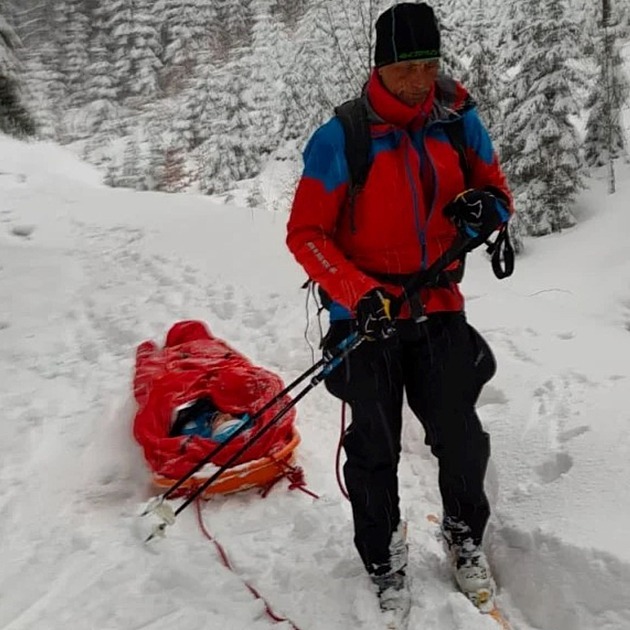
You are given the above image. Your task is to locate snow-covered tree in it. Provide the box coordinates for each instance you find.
[460,0,501,133]
[106,0,162,102]
[0,11,34,136]
[196,57,254,195]
[273,0,309,29]
[242,0,287,158]
[583,0,629,187]
[323,0,382,97]
[153,0,212,93]
[160,146,191,192]
[214,0,254,58]
[500,0,585,235]
[434,0,477,68]
[281,1,343,140]
[81,5,120,137]
[177,51,225,151]
[115,136,142,189]
[22,50,62,139]
[11,1,64,137]
[57,0,90,107]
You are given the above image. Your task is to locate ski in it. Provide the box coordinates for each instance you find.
[487,605,511,630]
[380,587,411,629]
[426,514,512,630]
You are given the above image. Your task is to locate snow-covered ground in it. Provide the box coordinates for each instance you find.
[1,134,630,630]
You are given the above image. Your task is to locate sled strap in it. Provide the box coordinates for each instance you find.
[260,459,320,500]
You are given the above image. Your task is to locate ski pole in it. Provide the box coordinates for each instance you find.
[144,332,362,542]
[142,237,475,539]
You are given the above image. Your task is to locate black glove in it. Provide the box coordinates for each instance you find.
[443,188,510,241]
[355,288,397,340]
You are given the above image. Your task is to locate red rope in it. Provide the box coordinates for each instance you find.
[335,402,350,501]
[194,498,303,630]
[261,459,320,500]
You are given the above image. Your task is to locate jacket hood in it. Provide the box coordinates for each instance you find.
[431,74,476,122]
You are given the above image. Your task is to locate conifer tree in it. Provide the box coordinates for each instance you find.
[286,0,346,125]
[139,130,166,191]
[324,0,381,99]
[23,50,63,140]
[195,56,255,195]
[273,0,309,29]
[243,0,287,160]
[0,11,34,136]
[460,0,501,133]
[583,0,629,188]
[132,0,163,99]
[105,0,162,101]
[153,0,211,93]
[214,0,254,57]
[179,52,225,151]
[57,0,90,107]
[13,1,65,138]
[120,137,142,189]
[82,5,119,136]
[500,0,585,235]
[434,0,476,65]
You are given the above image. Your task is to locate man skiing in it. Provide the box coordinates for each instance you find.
[286,1,513,621]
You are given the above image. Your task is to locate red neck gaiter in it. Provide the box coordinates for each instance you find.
[365,69,435,129]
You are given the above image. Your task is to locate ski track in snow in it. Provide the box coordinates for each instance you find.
[2,145,630,630]
[478,320,630,630]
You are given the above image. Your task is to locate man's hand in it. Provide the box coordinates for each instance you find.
[355,288,397,340]
[443,188,510,240]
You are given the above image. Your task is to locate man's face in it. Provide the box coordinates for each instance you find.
[378,59,440,107]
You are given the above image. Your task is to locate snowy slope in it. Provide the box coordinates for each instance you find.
[1,135,630,630]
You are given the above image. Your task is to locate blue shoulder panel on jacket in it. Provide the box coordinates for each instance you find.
[302,118,349,194]
[461,108,495,165]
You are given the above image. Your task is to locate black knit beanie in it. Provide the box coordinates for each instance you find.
[374,3,441,67]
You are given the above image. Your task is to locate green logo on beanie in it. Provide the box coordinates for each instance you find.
[397,49,440,61]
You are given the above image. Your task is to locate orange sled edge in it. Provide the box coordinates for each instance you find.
[153,427,301,497]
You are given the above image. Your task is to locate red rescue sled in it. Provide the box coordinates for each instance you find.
[133,320,300,496]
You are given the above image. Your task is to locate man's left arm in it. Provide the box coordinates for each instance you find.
[461,108,514,217]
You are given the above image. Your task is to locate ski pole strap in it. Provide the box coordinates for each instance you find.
[486,224,514,280]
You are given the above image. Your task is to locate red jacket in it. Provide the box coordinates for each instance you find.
[286,71,513,317]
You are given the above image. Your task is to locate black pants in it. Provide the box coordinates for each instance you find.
[323,312,494,576]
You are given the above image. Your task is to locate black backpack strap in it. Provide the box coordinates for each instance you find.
[442,118,470,188]
[440,117,471,281]
[334,97,371,233]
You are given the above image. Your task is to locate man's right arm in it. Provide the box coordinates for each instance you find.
[286,119,380,311]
